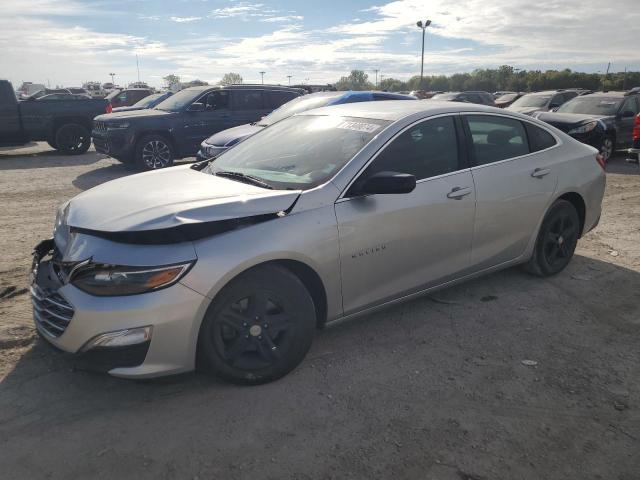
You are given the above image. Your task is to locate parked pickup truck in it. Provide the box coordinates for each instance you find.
[0,79,111,154]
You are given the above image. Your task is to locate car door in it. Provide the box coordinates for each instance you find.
[181,90,232,154]
[616,97,640,148]
[0,85,23,145]
[231,89,266,127]
[463,114,559,269]
[335,115,476,314]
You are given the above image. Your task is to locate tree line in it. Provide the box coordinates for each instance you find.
[335,66,640,93]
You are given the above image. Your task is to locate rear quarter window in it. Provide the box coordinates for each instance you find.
[525,123,557,152]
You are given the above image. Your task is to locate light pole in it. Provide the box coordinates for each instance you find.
[287,75,292,85]
[373,69,379,89]
[109,72,116,85]
[416,19,431,88]
[259,71,266,84]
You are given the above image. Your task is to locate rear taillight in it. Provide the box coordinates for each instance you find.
[633,114,640,141]
[106,103,112,114]
[595,153,606,169]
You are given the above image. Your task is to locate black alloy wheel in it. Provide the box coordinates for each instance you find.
[525,199,580,276]
[198,265,316,385]
[55,124,91,155]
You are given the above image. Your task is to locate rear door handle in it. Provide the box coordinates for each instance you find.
[447,186,472,199]
[531,168,551,178]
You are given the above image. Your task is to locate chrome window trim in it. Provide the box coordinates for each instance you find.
[461,111,563,171]
[336,112,464,201]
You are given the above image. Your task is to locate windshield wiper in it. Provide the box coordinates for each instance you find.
[214,171,274,189]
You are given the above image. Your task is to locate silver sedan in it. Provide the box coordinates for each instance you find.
[31,101,606,384]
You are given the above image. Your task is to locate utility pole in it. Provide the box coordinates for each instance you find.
[623,66,628,91]
[287,75,292,85]
[109,72,116,85]
[259,71,266,84]
[602,62,611,92]
[373,69,379,88]
[416,19,432,88]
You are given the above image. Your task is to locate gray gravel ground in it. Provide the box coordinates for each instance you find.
[0,143,639,480]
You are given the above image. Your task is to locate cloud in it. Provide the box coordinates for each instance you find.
[209,2,264,19]
[170,16,202,23]
[259,15,304,23]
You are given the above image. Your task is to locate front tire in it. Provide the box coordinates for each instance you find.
[54,124,91,155]
[134,134,174,170]
[197,265,316,385]
[525,199,580,277]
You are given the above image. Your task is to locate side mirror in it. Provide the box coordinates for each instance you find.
[350,171,416,196]
[621,110,636,118]
[188,102,205,112]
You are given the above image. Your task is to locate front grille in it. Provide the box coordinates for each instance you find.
[94,120,107,133]
[31,281,74,338]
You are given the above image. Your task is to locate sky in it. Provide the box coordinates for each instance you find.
[1,0,639,88]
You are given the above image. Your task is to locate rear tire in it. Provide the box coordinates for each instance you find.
[54,124,91,155]
[197,265,316,385]
[524,200,580,277]
[134,134,174,171]
[600,135,614,163]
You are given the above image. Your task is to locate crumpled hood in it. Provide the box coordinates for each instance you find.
[65,165,301,233]
[204,123,264,147]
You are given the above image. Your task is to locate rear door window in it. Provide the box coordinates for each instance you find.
[202,91,230,111]
[621,97,639,115]
[264,90,297,109]
[465,115,529,165]
[525,123,557,152]
[233,90,264,110]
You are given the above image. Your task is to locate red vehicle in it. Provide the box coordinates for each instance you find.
[627,113,640,165]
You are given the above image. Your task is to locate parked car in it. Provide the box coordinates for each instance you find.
[112,92,173,113]
[431,91,495,106]
[493,90,516,99]
[67,87,91,97]
[105,88,153,108]
[507,90,580,116]
[36,93,93,101]
[535,91,640,161]
[494,92,524,108]
[92,85,303,170]
[33,101,605,383]
[197,90,416,160]
[24,88,72,100]
[0,79,111,154]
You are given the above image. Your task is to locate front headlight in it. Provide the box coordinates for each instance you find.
[568,121,598,135]
[107,122,130,130]
[71,262,193,296]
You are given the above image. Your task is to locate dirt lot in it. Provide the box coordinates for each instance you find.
[0,143,639,480]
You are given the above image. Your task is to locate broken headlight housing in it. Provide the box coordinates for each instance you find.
[71,262,194,296]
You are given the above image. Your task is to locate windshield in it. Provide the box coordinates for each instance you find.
[496,93,519,102]
[260,92,341,126]
[511,94,551,108]
[432,93,459,101]
[205,115,389,190]
[134,94,163,108]
[154,88,204,112]
[557,97,623,116]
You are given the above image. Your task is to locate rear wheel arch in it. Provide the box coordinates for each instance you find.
[51,116,92,137]
[557,192,585,237]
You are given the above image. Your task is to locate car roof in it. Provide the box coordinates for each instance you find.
[582,91,628,98]
[301,100,497,121]
[184,84,302,93]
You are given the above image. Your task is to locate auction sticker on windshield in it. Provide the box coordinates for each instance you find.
[336,121,382,133]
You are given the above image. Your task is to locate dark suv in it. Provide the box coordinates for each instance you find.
[535,91,640,161]
[431,91,495,106]
[92,85,302,170]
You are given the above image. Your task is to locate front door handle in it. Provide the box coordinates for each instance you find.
[447,186,472,199]
[531,168,551,178]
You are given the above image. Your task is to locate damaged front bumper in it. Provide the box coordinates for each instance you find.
[30,238,209,378]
